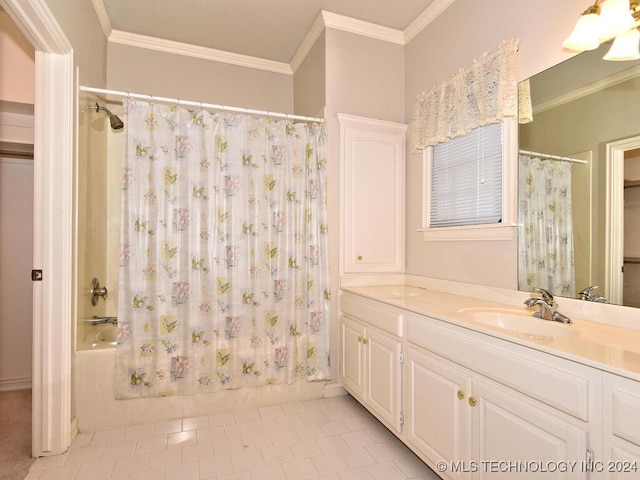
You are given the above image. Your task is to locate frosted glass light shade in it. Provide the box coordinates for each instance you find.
[598,0,635,41]
[563,13,601,51]
[603,28,640,60]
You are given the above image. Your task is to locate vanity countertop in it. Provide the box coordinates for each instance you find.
[341,284,640,382]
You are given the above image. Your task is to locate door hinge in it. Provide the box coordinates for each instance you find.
[585,448,594,472]
[399,413,405,425]
[31,269,43,281]
[399,352,405,364]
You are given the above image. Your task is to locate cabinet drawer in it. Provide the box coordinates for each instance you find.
[341,293,403,337]
[407,314,596,422]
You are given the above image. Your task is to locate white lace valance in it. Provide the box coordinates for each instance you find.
[412,39,531,153]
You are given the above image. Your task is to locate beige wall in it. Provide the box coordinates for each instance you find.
[0,10,34,104]
[404,0,589,290]
[107,44,293,114]
[293,33,326,118]
[43,0,107,86]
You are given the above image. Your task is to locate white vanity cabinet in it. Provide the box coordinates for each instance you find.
[404,314,599,480]
[338,114,406,274]
[339,293,404,433]
[603,373,640,477]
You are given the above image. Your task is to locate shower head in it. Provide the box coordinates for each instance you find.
[89,103,124,130]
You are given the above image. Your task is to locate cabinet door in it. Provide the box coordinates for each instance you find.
[472,378,589,480]
[406,346,472,480]
[365,326,402,432]
[339,114,406,274]
[339,315,366,398]
[603,373,640,480]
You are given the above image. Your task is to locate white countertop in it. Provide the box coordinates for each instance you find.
[341,284,640,382]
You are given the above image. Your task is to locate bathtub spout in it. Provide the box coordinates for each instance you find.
[87,316,117,325]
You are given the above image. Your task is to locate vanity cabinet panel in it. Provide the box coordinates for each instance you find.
[338,113,407,274]
[406,314,594,422]
[603,373,640,478]
[406,343,590,480]
[339,313,403,433]
[406,345,472,480]
[339,315,366,397]
[472,377,589,480]
[364,325,403,432]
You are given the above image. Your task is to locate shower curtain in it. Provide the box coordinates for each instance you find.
[115,100,331,399]
[518,154,575,296]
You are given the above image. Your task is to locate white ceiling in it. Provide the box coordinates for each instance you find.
[97,0,444,67]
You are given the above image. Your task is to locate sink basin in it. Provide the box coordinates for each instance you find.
[457,307,578,337]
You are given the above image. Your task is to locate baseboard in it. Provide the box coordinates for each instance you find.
[0,376,32,392]
[70,417,79,446]
[323,382,347,398]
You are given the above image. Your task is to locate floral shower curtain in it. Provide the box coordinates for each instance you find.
[518,154,575,296]
[115,100,331,399]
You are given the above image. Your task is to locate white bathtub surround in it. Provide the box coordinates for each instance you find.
[75,349,334,433]
[29,393,439,480]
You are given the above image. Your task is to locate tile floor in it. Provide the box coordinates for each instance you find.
[25,394,440,480]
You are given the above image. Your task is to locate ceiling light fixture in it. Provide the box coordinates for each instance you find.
[563,0,640,60]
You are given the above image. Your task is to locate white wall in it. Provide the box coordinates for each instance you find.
[404,0,588,289]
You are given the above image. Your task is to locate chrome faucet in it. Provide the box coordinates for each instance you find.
[578,285,607,303]
[524,287,572,324]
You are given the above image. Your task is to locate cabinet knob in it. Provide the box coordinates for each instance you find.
[357,336,363,343]
[468,397,477,407]
[357,255,363,260]
[457,390,465,400]
[362,337,369,345]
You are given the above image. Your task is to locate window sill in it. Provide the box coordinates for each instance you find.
[418,224,517,242]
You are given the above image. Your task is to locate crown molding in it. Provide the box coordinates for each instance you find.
[533,63,640,115]
[404,0,457,43]
[100,1,454,75]
[321,10,404,45]
[108,30,293,75]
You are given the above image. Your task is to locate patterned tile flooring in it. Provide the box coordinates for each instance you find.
[25,394,440,480]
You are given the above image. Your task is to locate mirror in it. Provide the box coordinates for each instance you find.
[518,41,640,307]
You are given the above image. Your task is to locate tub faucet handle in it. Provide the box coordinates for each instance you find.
[90,277,108,306]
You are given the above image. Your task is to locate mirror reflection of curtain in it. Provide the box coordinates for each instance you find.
[518,155,575,296]
[115,101,331,399]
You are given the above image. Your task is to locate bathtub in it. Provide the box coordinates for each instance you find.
[73,347,328,432]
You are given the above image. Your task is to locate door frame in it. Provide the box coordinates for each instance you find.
[0,0,74,457]
[605,135,640,305]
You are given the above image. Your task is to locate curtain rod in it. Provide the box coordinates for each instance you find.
[79,86,325,123]
[519,149,587,165]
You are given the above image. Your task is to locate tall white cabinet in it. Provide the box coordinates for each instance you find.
[338,114,407,274]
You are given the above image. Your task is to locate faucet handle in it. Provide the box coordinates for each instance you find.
[578,285,598,298]
[532,287,555,305]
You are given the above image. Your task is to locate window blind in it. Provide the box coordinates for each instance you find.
[429,122,503,228]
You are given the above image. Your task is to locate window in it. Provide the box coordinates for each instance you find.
[421,120,517,241]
